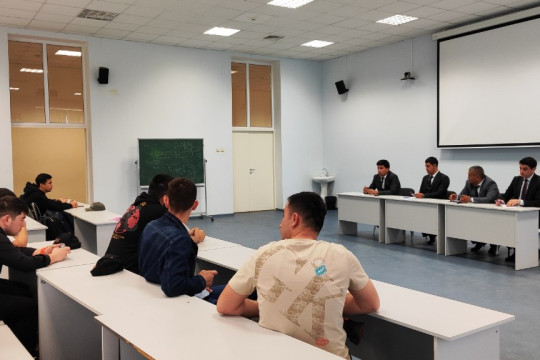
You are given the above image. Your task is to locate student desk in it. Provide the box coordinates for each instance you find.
[25,217,47,243]
[197,242,252,284]
[95,298,341,360]
[445,202,539,270]
[349,280,514,360]
[197,235,242,251]
[64,206,120,256]
[0,322,33,360]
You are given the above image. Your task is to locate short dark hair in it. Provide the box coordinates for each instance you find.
[287,192,327,234]
[0,195,28,219]
[35,173,52,185]
[376,159,390,169]
[167,178,197,213]
[425,157,438,166]
[0,188,16,198]
[148,174,173,199]
[520,157,537,169]
[469,166,485,179]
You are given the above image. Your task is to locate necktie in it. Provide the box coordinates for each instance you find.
[521,179,528,199]
[381,177,385,190]
[426,176,433,191]
[472,185,479,198]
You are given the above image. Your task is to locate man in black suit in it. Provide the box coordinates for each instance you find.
[496,157,540,262]
[414,157,450,244]
[363,159,401,196]
[450,166,500,254]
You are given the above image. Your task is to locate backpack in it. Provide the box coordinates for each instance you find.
[40,210,73,240]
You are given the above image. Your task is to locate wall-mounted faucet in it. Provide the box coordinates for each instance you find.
[322,168,329,176]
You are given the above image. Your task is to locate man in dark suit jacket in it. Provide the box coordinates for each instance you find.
[414,157,450,244]
[496,157,540,262]
[363,159,401,196]
[450,166,500,254]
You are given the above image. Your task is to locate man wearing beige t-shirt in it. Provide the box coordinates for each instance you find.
[217,192,380,359]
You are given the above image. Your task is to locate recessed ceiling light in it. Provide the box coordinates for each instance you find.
[20,68,43,73]
[377,14,418,26]
[74,92,82,96]
[10,87,19,91]
[204,27,240,36]
[301,40,334,48]
[267,0,314,9]
[55,50,81,57]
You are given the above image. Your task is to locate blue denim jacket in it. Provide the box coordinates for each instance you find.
[138,212,205,297]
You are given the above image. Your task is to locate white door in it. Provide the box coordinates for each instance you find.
[233,132,275,212]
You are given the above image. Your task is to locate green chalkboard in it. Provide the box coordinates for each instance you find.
[138,139,204,186]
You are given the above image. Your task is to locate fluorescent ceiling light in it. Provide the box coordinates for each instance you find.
[267,0,314,9]
[10,87,19,90]
[301,40,333,48]
[20,68,43,73]
[377,14,418,26]
[55,50,81,57]
[204,27,240,36]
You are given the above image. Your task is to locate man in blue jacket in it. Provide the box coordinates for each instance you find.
[138,177,216,297]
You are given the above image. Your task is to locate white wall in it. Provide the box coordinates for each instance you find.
[0,27,323,214]
[322,34,540,196]
[0,30,13,189]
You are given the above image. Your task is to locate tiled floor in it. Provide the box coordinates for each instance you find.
[190,209,540,360]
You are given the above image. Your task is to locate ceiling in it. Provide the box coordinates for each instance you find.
[1,0,540,61]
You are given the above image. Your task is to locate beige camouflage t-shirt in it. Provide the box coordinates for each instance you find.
[228,239,369,359]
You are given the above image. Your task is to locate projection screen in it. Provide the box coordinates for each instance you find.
[438,16,540,148]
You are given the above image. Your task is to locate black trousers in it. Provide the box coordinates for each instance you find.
[0,278,38,356]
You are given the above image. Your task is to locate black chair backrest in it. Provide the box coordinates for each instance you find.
[400,188,415,196]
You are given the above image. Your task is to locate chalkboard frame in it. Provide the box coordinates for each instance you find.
[138,138,205,186]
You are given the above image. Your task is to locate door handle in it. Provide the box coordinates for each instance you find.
[250,168,255,174]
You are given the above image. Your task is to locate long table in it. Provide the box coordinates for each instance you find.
[64,206,121,256]
[338,192,540,270]
[26,217,47,243]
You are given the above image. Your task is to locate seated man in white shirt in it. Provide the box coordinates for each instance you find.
[217,191,380,359]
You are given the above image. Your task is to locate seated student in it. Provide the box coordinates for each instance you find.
[104,174,173,274]
[0,189,27,247]
[363,159,401,195]
[0,195,71,357]
[20,173,77,215]
[450,166,500,254]
[138,177,216,297]
[217,192,380,359]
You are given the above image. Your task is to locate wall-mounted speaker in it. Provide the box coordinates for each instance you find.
[98,67,109,84]
[335,80,349,95]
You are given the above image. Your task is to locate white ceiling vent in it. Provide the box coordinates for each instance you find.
[78,9,119,21]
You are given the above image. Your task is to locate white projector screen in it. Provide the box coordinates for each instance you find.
[438,16,540,148]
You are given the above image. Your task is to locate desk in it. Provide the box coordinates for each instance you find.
[25,217,47,243]
[383,196,446,254]
[198,235,241,251]
[348,280,514,360]
[338,192,385,243]
[445,203,539,270]
[0,323,33,360]
[96,299,341,360]
[65,207,120,256]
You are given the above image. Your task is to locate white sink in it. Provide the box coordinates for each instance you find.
[312,175,335,198]
[312,175,336,184]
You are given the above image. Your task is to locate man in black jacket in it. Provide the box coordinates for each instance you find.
[20,173,77,215]
[0,195,70,356]
[363,159,401,196]
[497,157,540,262]
[104,174,173,274]
[414,157,450,245]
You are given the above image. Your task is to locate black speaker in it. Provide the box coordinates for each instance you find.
[98,67,109,84]
[335,80,348,95]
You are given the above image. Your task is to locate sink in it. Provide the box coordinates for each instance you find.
[312,175,335,198]
[312,175,336,184]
